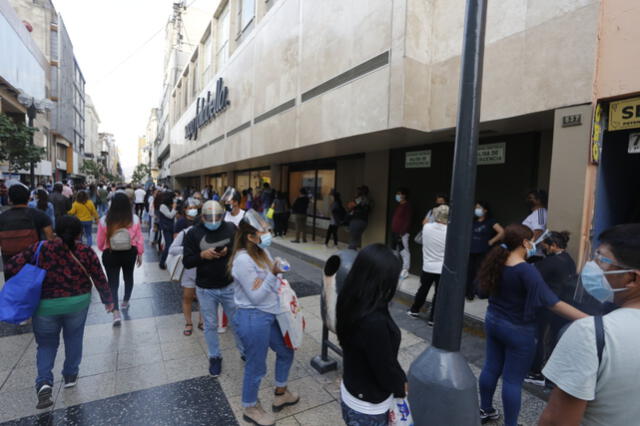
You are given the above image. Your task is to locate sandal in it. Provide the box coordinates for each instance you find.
[197,322,204,331]
[183,323,193,336]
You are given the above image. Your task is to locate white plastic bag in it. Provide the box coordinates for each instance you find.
[167,254,184,283]
[275,278,305,350]
[389,398,414,426]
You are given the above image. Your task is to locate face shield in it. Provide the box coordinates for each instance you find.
[243,209,270,233]
[221,187,238,204]
[201,201,225,231]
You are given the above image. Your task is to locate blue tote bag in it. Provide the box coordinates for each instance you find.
[0,241,46,324]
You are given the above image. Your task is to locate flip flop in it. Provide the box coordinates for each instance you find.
[183,323,193,336]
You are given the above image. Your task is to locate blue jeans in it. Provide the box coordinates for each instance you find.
[479,310,537,426]
[196,286,244,359]
[32,307,89,388]
[81,221,93,247]
[234,308,294,407]
[97,203,107,217]
[341,401,388,426]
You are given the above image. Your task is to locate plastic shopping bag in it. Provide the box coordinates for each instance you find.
[389,398,414,426]
[0,241,46,324]
[275,278,305,350]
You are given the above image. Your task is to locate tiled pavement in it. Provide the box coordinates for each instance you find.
[0,239,547,425]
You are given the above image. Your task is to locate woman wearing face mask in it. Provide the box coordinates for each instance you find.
[476,224,587,426]
[466,201,504,300]
[230,210,299,426]
[158,191,177,270]
[169,203,202,335]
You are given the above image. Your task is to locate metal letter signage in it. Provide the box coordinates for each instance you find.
[562,114,582,127]
[609,97,640,131]
[185,78,230,140]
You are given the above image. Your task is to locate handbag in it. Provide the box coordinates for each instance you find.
[389,398,414,426]
[266,207,275,220]
[413,231,422,245]
[168,253,184,283]
[0,241,46,324]
[275,278,305,350]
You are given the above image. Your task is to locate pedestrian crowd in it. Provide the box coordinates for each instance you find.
[0,176,638,426]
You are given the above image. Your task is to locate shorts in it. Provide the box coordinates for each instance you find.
[181,277,197,289]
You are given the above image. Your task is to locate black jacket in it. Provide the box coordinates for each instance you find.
[291,196,309,215]
[182,222,236,289]
[341,307,406,403]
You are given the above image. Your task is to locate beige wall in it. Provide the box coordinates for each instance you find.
[594,0,640,99]
[171,0,600,178]
[547,104,593,260]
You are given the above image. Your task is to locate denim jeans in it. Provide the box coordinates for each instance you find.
[32,307,89,388]
[479,310,537,426]
[81,221,93,247]
[97,203,107,217]
[196,285,244,359]
[348,219,367,249]
[233,308,294,407]
[341,401,388,426]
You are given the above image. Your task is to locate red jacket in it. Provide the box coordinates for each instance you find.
[391,202,412,235]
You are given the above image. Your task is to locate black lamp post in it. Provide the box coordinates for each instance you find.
[17,93,53,189]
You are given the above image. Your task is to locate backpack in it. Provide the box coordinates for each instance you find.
[110,228,132,251]
[0,210,39,257]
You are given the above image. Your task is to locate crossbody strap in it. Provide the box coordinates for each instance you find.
[68,250,93,284]
[594,315,605,365]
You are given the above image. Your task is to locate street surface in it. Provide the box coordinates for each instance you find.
[0,237,546,425]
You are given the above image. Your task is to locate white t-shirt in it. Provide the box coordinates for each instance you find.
[340,381,393,415]
[134,188,146,204]
[421,222,447,274]
[522,207,547,232]
[543,308,640,426]
[224,209,245,227]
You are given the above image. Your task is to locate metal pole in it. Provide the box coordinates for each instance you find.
[408,1,487,424]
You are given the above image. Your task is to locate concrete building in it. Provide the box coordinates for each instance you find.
[83,94,100,176]
[162,0,601,267]
[8,0,86,183]
[98,132,120,179]
[0,0,51,183]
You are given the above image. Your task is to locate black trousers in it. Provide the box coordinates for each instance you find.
[273,213,287,236]
[410,271,441,322]
[102,248,137,311]
[325,224,338,245]
[466,252,486,298]
[135,203,145,219]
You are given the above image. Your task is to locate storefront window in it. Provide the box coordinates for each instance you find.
[289,168,335,231]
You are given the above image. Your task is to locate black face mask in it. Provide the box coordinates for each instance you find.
[225,204,232,212]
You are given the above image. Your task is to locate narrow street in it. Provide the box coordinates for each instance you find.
[0,237,545,425]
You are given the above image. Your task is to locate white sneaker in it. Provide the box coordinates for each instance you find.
[217,326,227,334]
[112,311,122,327]
[400,269,409,280]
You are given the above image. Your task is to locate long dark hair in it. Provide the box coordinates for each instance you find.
[544,231,570,250]
[477,224,533,296]
[55,215,82,251]
[228,221,273,276]
[161,191,174,208]
[76,190,88,204]
[336,244,401,347]
[36,189,49,212]
[106,193,133,240]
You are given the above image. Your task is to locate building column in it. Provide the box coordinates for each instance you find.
[269,164,282,191]
[362,150,390,246]
[547,104,593,261]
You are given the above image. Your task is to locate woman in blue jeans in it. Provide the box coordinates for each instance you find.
[230,210,299,426]
[476,224,586,425]
[5,216,113,409]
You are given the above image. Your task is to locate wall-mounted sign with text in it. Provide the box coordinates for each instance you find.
[477,142,506,165]
[405,150,431,168]
[185,78,230,140]
[609,97,640,131]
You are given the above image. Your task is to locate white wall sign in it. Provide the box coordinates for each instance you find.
[478,142,506,165]
[405,150,432,168]
[629,133,640,154]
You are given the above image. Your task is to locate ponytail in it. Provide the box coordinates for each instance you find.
[477,224,533,296]
[55,215,82,251]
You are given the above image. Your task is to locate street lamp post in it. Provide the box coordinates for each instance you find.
[17,93,54,188]
[407,1,488,425]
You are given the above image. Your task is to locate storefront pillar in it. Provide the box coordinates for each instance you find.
[270,164,282,191]
[362,150,389,246]
[547,104,593,260]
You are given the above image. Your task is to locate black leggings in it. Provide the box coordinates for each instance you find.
[410,271,441,322]
[325,224,338,245]
[102,248,137,311]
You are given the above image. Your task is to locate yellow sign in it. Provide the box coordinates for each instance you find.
[609,97,640,131]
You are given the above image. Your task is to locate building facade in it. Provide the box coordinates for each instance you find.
[8,0,87,183]
[83,94,100,181]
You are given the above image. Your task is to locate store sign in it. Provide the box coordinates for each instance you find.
[185,78,230,140]
[609,97,640,131]
[477,142,506,165]
[591,103,606,164]
[562,114,582,127]
[629,133,640,154]
[405,150,431,168]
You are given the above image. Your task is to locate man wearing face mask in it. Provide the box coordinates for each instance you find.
[540,224,640,426]
[391,188,412,279]
[221,187,245,227]
[182,200,244,377]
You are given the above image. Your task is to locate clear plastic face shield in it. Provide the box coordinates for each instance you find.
[201,201,225,230]
[243,209,270,233]
[574,249,636,305]
[220,187,239,211]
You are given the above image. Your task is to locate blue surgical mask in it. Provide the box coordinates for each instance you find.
[526,241,537,258]
[581,260,632,303]
[395,194,402,203]
[204,221,221,231]
[258,232,272,249]
[186,209,198,217]
[474,208,484,218]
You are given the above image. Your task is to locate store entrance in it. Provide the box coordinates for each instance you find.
[288,165,336,240]
[593,129,640,239]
